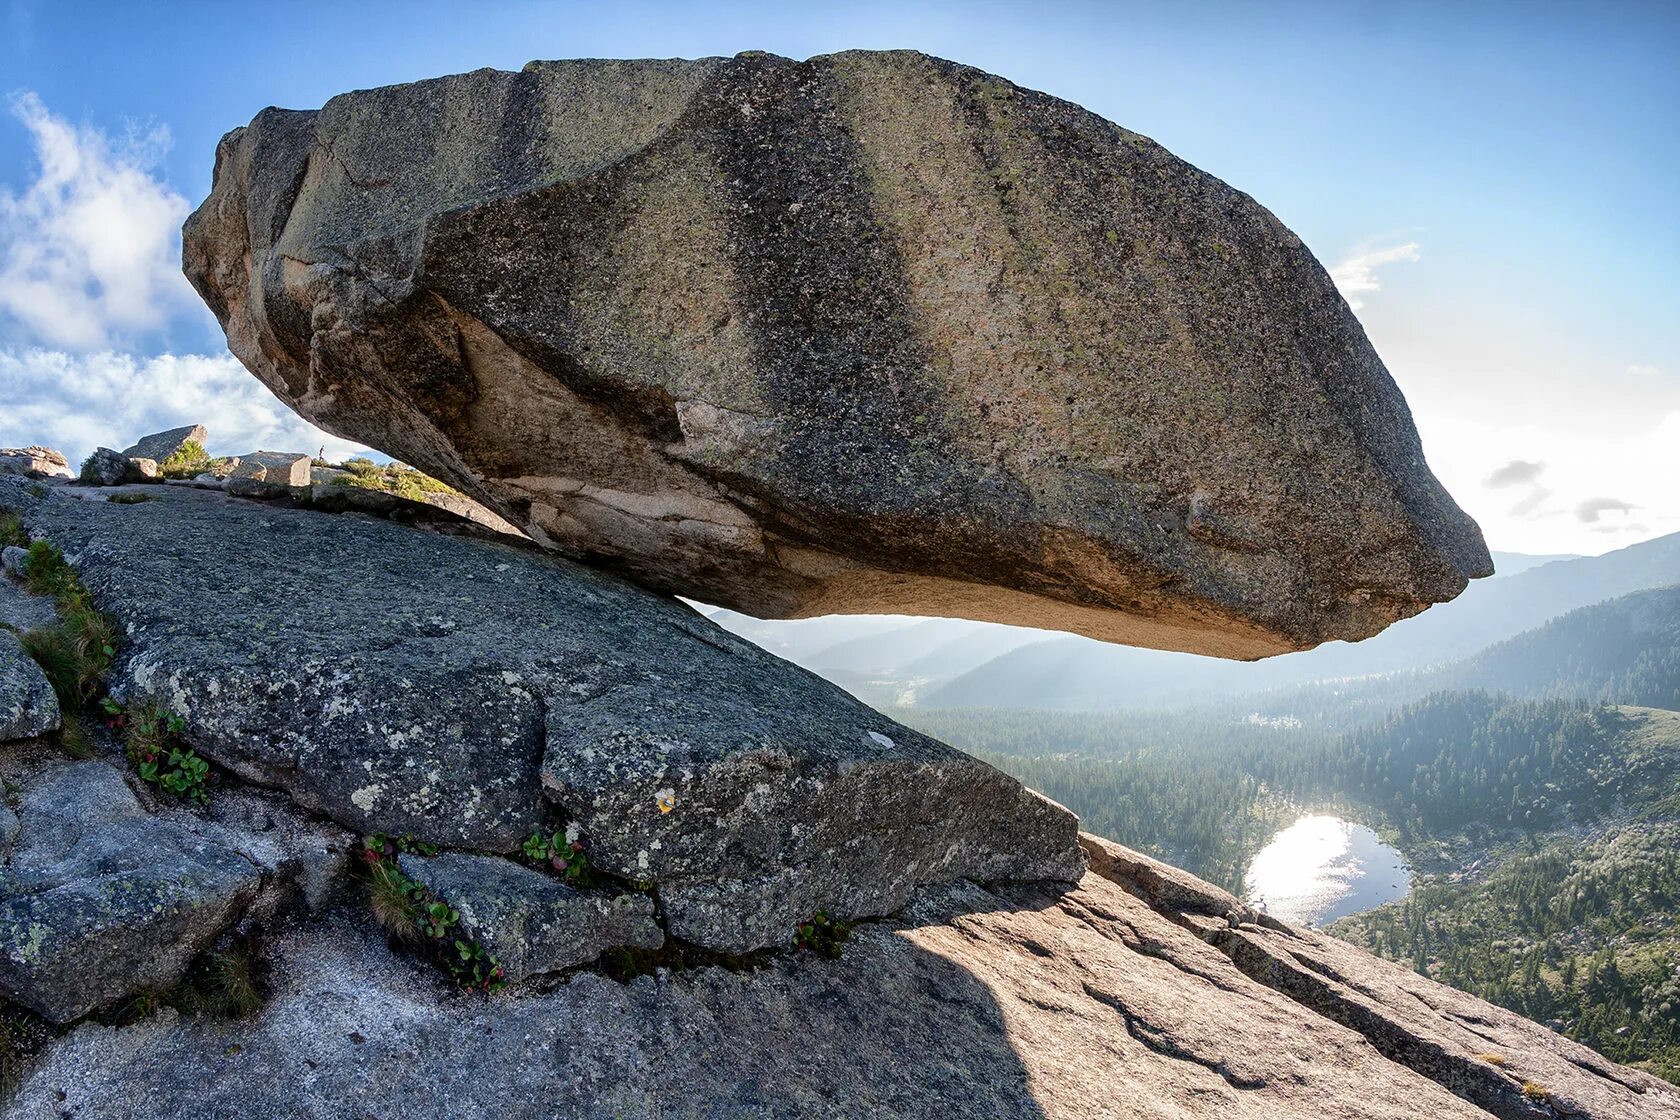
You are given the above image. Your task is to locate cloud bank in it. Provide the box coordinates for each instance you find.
[0,347,368,466]
[0,93,198,350]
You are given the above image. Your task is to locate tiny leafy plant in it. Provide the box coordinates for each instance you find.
[361,832,439,863]
[360,838,505,992]
[792,911,853,959]
[117,700,211,803]
[522,829,593,885]
[105,492,153,505]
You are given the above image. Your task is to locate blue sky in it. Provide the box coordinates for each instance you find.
[1,0,1676,554]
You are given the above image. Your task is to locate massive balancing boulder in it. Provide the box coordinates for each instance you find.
[183,49,1491,660]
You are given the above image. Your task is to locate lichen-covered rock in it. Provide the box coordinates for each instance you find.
[0,446,72,480]
[121,424,207,464]
[0,627,59,741]
[0,760,264,1024]
[184,49,1491,660]
[397,851,662,981]
[1,478,1083,952]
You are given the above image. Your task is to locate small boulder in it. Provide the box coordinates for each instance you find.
[1,544,29,579]
[398,852,663,982]
[78,448,133,487]
[0,760,264,1024]
[0,629,59,741]
[230,451,311,487]
[127,457,160,481]
[121,424,208,465]
[0,447,73,480]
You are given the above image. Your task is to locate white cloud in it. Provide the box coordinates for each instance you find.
[1627,363,1660,377]
[0,92,197,349]
[1329,241,1420,310]
[0,347,370,466]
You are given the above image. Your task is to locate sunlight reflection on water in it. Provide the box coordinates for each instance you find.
[1244,814,1411,926]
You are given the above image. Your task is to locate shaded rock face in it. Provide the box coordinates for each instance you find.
[0,478,1082,952]
[14,863,1676,1118]
[183,49,1491,660]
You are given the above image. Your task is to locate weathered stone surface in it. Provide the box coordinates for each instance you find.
[17,870,1672,1119]
[0,446,72,480]
[226,450,311,488]
[78,448,132,487]
[184,49,1491,660]
[0,544,28,580]
[121,424,207,463]
[0,477,1083,952]
[1079,831,1253,925]
[0,760,264,1024]
[0,628,59,741]
[1200,918,1680,1120]
[397,851,662,981]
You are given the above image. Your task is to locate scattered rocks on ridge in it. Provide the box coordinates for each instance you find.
[0,477,1084,953]
[0,447,72,480]
[224,450,312,498]
[121,424,207,464]
[184,49,1491,659]
[397,851,663,982]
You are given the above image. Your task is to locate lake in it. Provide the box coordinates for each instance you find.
[1243,814,1412,926]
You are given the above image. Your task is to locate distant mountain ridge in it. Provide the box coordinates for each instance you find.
[923,532,1680,710]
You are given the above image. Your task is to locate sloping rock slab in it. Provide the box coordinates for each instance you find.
[1078,834,1680,1117]
[0,579,59,633]
[0,479,1082,952]
[0,628,58,741]
[398,851,662,981]
[1201,917,1680,1120]
[9,876,1514,1120]
[184,50,1491,660]
[0,760,263,1024]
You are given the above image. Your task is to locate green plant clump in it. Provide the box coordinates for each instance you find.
[110,700,211,803]
[522,829,593,885]
[329,458,458,502]
[0,510,25,548]
[157,439,211,479]
[361,839,505,992]
[792,911,853,959]
[14,537,120,711]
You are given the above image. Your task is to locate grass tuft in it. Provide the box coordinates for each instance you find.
[368,860,421,942]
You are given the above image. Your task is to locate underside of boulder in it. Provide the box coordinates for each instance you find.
[183,49,1491,660]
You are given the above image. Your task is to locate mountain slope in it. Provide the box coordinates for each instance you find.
[924,532,1680,710]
